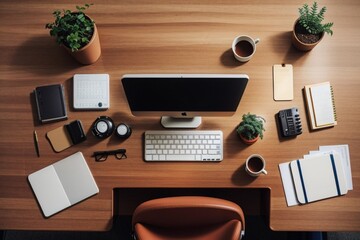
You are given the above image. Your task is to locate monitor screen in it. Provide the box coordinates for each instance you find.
[121,74,249,128]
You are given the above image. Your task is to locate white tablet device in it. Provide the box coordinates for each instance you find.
[73,74,110,110]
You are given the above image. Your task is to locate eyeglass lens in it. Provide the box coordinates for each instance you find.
[95,154,108,162]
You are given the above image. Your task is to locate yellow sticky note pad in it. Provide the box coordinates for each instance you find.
[273,64,293,101]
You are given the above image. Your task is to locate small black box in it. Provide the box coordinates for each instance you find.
[65,120,87,145]
[278,107,302,137]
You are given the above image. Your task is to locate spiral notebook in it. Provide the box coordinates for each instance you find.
[304,82,337,130]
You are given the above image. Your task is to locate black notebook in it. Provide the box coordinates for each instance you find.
[34,84,67,123]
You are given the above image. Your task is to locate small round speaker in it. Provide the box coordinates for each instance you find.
[115,123,132,139]
[91,116,114,139]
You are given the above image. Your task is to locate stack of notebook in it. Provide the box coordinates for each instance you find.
[279,145,353,206]
[303,82,337,130]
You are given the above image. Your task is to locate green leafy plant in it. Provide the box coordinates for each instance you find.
[45,3,95,52]
[298,2,333,35]
[237,113,265,140]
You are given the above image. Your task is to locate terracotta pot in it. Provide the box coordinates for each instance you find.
[291,18,324,51]
[239,134,259,145]
[65,20,101,65]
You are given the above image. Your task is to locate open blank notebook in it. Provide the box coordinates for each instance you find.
[28,152,99,217]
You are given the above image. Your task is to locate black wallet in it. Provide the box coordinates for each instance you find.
[65,120,87,145]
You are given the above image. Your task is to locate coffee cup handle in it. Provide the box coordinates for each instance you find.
[261,169,267,175]
[254,38,260,44]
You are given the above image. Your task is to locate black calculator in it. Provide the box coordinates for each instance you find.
[278,107,302,137]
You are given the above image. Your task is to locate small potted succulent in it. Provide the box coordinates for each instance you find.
[236,113,265,145]
[291,2,334,51]
[45,3,101,64]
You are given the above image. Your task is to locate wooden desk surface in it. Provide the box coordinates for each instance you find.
[1,0,359,232]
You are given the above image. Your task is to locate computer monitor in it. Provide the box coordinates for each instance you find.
[121,74,249,128]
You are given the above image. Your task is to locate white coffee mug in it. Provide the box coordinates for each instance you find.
[232,35,260,62]
[245,154,267,177]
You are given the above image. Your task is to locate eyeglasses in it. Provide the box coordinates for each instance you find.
[92,149,127,162]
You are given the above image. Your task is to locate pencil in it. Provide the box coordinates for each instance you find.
[34,130,40,157]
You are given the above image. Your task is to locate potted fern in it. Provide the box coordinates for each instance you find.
[45,3,101,64]
[236,113,265,145]
[291,2,334,51]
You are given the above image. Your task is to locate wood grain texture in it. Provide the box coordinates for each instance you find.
[1,0,359,231]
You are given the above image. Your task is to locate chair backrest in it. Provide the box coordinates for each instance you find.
[132,196,245,240]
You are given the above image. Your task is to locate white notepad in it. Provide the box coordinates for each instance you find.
[304,82,337,130]
[28,152,99,217]
[290,152,347,204]
[310,82,335,126]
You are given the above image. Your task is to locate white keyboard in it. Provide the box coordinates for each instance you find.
[144,130,223,162]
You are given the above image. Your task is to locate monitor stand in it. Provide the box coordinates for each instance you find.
[161,116,202,128]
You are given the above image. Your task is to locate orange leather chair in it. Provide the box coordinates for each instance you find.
[132,196,245,240]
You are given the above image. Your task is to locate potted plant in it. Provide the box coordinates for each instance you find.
[45,3,101,64]
[236,113,265,145]
[291,2,333,51]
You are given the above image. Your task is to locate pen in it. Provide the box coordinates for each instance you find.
[34,130,40,157]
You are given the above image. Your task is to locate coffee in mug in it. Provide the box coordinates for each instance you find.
[232,35,260,62]
[245,154,267,177]
[235,40,254,57]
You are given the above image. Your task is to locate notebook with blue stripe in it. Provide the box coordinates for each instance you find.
[290,152,347,204]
